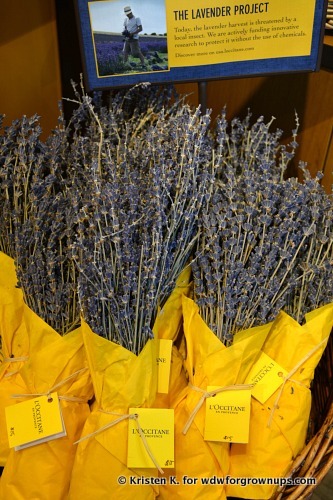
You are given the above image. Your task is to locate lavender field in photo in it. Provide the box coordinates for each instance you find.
[93,33,168,76]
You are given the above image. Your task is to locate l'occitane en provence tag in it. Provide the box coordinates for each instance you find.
[5,392,66,450]
[157,339,172,394]
[245,351,288,404]
[204,387,252,443]
[127,408,174,469]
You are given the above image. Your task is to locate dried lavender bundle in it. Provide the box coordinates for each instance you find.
[193,112,333,345]
[68,86,215,354]
[0,114,43,257]
[0,111,80,334]
[15,191,79,334]
[0,84,177,335]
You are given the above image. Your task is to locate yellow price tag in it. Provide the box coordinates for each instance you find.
[127,408,174,469]
[5,392,66,450]
[246,352,288,404]
[157,339,173,394]
[204,386,252,443]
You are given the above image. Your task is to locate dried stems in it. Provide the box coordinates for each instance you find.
[1,92,332,351]
[68,85,215,354]
[0,110,79,334]
[192,111,333,345]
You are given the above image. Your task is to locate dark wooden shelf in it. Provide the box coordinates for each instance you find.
[322,35,333,70]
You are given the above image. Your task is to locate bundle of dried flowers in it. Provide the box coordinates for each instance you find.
[2,88,331,353]
[192,110,333,345]
[67,84,215,354]
[1,84,195,340]
[0,114,42,258]
[0,111,79,334]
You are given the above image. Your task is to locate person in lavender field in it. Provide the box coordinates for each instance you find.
[122,5,145,67]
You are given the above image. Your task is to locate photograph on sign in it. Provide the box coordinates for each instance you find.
[75,0,326,90]
[89,0,169,77]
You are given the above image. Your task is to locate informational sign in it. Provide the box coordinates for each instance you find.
[75,0,326,90]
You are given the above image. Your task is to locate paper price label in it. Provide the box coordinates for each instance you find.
[245,352,288,404]
[5,392,66,450]
[127,408,174,469]
[204,386,252,443]
[157,339,172,394]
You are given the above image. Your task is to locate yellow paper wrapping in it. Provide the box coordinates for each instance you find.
[228,302,333,499]
[0,285,27,467]
[0,252,60,466]
[69,320,159,500]
[159,296,271,499]
[0,324,93,500]
[0,295,66,465]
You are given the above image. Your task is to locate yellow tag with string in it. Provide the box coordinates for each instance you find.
[5,392,66,450]
[157,339,173,394]
[127,408,174,469]
[245,351,288,404]
[204,386,252,443]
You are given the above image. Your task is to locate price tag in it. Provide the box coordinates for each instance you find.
[157,339,173,394]
[5,392,66,450]
[245,352,288,404]
[204,386,252,443]
[127,408,174,469]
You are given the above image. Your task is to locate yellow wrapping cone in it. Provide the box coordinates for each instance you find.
[228,302,333,499]
[161,296,271,499]
[0,285,27,467]
[0,323,93,500]
[0,252,61,466]
[69,320,159,500]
